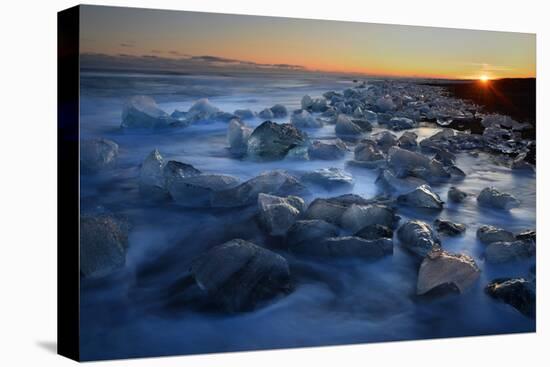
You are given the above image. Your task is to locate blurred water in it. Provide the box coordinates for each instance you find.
[79,71,535,361]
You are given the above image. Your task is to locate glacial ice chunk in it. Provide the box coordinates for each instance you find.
[80,214,129,278]
[189,98,220,115]
[234,109,255,120]
[335,115,363,137]
[80,138,119,173]
[397,185,444,210]
[258,193,304,236]
[121,96,175,128]
[227,119,252,155]
[291,110,323,128]
[247,121,308,160]
[139,149,167,198]
[258,108,274,119]
[376,95,396,112]
[270,104,288,118]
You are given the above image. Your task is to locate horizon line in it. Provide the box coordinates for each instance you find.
[79,52,537,81]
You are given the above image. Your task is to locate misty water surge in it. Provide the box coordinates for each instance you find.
[79,71,535,360]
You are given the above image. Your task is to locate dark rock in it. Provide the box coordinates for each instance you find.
[376,169,428,194]
[320,236,393,259]
[347,159,386,170]
[477,225,515,244]
[511,152,534,170]
[354,140,385,162]
[293,236,392,259]
[387,147,450,183]
[397,131,418,150]
[371,131,397,151]
[286,220,339,248]
[168,174,240,207]
[80,214,129,278]
[516,229,536,243]
[397,220,441,258]
[301,168,353,190]
[387,146,430,175]
[247,121,307,160]
[311,98,328,112]
[190,239,291,312]
[434,219,465,236]
[335,115,363,137]
[376,112,392,124]
[451,131,485,150]
[397,185,444,210]
[340,204,398,232]
[483,126,526,154]
[419,129,455,153]
[323,91,342,100]
[386,117,416,131]
[445,117,484,134]
[351,118,373,131]
[308,139,348,160]
[301,95,314,110]
[485,240,535,264]
[211,170,306,208]
[417,251,480,295]
[304,197,349,225]
[433,149,456,166]
[477,187,520,210]
[481,114,527,130]
[303,194,379,225]
[485,278,535,318]
[524,142,536,165]
[163,160,202,187]
[258,193,304,236]
[376,96,395,112]
[354,224,393,240]
[419,128,484,153]
[447,165,466,177]
[326,193,378,206]
[448,186,468,203]
[321,107,337,119]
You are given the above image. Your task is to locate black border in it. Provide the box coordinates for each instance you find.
[57,5,80,362]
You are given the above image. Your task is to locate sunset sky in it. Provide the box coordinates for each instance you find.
[80,5,536,79]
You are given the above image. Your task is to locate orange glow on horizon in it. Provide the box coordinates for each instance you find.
[79,6,536,81]
[83,48,536,80]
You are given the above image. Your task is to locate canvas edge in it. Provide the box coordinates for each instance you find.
[57,4,81,362]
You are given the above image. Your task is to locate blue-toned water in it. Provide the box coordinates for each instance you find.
[79,70,535,361]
